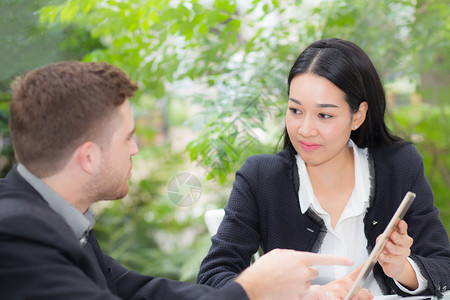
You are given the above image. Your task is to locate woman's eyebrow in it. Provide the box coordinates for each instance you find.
[318,103,339,108]
[288,97,301,105]
[288,97,339,108]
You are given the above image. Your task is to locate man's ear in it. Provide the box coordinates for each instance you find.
[352,101,368,130]
[74,141,101,174]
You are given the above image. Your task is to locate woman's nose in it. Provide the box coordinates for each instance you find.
[298,116,318,137]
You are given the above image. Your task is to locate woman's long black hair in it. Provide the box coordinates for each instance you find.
[282,38,405,150]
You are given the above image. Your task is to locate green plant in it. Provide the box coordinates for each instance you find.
[390,104,450,231]
[34,1,449,282]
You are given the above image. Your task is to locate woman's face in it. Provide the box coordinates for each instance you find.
[286,73,365,168]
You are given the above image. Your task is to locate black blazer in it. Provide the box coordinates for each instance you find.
[0,166,247,300]
[197,143,450,298]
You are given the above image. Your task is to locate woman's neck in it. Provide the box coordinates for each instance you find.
[306,146,354,186]
[306,146,355,228]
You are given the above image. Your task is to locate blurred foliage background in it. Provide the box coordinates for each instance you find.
[1,0,448,282]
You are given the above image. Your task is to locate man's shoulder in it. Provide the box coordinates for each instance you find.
[0,174,47,215]
[0,179,77,248]
[0,188,59,228]
[0,165,48,211]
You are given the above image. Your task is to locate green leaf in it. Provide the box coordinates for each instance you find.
[214,0,236,13]
[199,23,208,35]
[38,6,60,24]
[81,0,96,14]
[60,1,80,23]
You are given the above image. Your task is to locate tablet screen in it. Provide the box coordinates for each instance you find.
[344,191,416,300]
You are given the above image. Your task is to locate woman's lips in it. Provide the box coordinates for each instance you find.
[299,141,321,151]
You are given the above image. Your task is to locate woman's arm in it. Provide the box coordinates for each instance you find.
[197,156,263,287]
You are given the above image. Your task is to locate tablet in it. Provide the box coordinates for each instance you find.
[344,191,416,300]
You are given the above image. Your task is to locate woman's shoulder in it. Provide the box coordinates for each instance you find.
[242,147,295,169]
[370,142,421,161]
[235,148,296,191]
[236,148,296,182]
[369,142,420,158]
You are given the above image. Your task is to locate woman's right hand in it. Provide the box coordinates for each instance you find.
[318,263,374,300]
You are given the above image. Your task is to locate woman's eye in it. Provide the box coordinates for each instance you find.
[319,113,332,119]
[289,108,302,115]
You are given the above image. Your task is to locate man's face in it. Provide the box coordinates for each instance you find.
[94,99,139,200]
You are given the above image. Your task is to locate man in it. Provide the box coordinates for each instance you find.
[0,61,352,299]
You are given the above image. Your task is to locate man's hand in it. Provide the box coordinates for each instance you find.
[235,249,353,300]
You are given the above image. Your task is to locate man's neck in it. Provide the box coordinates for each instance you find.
[40,172,91,214]
[16,163,95,243]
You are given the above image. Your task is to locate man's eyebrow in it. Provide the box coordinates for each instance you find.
[288,97,339,108]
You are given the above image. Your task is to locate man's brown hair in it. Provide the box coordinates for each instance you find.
[10,61,138,177]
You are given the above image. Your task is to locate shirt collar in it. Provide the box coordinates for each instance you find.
[296,139,370,215]
[17,164,95,245]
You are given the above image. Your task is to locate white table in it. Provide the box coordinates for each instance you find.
[374,291,450,299]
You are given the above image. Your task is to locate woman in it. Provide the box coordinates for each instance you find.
[196,38,450,299]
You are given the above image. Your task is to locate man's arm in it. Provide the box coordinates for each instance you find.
[235,249,353,300]
[0,211,248,300]
[100,250,249,300]
[0,206,353,300]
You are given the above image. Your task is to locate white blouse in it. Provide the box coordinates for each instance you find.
[296,139,426,296]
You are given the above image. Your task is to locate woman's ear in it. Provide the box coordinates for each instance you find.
[352,101,368,130]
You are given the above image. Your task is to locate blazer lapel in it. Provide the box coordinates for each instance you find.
[86,231,118,294]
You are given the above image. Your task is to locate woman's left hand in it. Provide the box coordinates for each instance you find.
[377,220,417,288]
